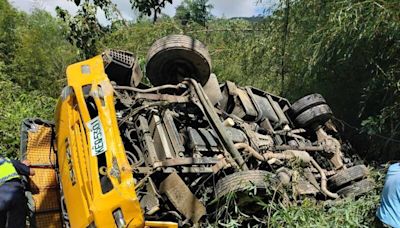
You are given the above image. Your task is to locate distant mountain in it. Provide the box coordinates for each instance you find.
[229,16,264,22]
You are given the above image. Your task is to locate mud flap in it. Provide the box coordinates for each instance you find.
[159,172,206,224]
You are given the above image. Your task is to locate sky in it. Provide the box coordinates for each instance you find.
[9,0,275,24]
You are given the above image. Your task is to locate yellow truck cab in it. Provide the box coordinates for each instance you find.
[55,54,176,228]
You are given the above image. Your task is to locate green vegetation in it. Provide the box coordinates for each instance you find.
[130,0,173,22]
[0,1,77,157]
[175,0,213,26]
[0,0,398,226]
[211,168,385,227]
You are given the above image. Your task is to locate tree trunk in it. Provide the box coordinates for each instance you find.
[153,8,158,23]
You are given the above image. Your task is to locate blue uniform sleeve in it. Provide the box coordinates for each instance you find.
[376,163,400,227]
[10,159,31,176]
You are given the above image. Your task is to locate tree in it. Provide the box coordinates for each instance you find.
[0,0,20,64]
[56,3,104,58]
[174,0,213,26]
[130,0,173,23]
[56,0,125,58]
[175,4,191,25]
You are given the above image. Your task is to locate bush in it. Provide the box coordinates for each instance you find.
[0,75,56,158]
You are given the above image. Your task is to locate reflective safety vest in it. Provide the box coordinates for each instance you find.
[0,157,20,186]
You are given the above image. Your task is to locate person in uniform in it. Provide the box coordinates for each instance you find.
[0,155,35,228]
[376,162,400,228]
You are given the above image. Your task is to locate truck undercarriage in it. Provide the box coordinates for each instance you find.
[103,35,373,226]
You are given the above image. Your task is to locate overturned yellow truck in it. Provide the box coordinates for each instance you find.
[55,54,177,228]
[22,35,374,227]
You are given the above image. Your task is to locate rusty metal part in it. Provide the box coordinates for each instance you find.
[295,179,320,195]
[140,178,161,215]
[159,172,206,224]
[234,143,312,163]
[162,166,214,173]
[153,157,219,168]
[187,127,222,153]
[225,81,259,121]
[118,101,169,126]
[113,83,186,93]
[316,128,344,169]
[274,145,324,152]
[188,79,248,170]
[110,156,121,183]
[240,122,264,150]
[149,114,175,160]
[276,168,320,195]
[264,92,289,127]
[224,126,248,144]
[163,110,186,156]
[310,158,339,199]
[212,158,230,173]
[125,146,145,168]
[134,93,190,103]
[135,116,159,165]
[203,73,222,106]
[303,167,320,190]
[234,143,339,198]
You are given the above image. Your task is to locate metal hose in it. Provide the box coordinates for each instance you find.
[234,143,339,199]
[310,158,339,199]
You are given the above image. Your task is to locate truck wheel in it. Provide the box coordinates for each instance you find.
[288,94,326,118]
[146,35,212,86]
[328,165,369,190]
[294,104,333,129]
[336,179,374,198]
[215,170,275,199]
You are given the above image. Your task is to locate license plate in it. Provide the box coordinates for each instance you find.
[87,116,107,156]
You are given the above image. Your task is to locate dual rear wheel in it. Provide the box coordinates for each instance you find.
[288,93,333,129]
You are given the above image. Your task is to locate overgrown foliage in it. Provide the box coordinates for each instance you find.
[0,65,56,158]
[248,0,400,161]
[209,168,384,228]
[0,2,77,157]
[10,11,78,96]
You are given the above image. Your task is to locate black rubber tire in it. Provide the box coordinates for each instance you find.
[215,170,274,199]
[289,94,326,118]
[328,165,369,190]
[294,104,333,128]
[146,35,212,86]
[337,179,375,198]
